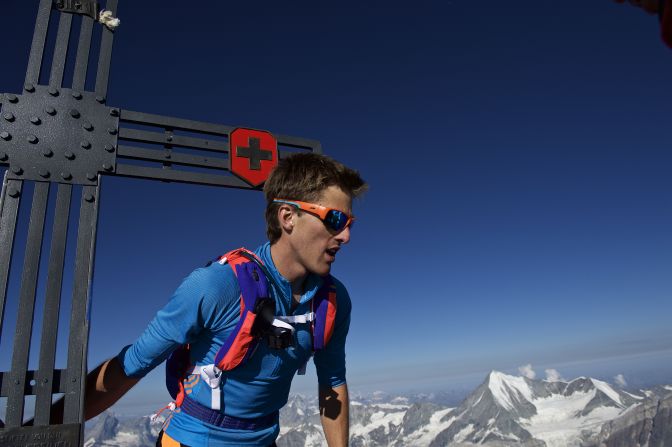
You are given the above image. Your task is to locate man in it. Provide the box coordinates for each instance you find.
[70,153,366,446]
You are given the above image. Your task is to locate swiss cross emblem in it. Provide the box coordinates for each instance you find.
[229,128,278,187]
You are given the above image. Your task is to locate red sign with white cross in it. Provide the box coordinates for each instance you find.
[229,128,278,187]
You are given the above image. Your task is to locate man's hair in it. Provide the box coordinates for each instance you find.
[263,153,367,243]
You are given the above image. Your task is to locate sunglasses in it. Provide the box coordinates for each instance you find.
[273,199,354,232]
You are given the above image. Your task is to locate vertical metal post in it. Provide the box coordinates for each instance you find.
[34,184,73,426]
[24,0,53,87]
[63,183,100,426]
[72,17,95,92]
[5,182,50,427]
[49,13,74,88]
[95,0,118,99]
[0,175,23,343]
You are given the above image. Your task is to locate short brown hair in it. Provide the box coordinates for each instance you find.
[263,153,367,243]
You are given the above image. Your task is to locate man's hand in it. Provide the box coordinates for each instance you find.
[20,357,138,426]
[319,384,349,447]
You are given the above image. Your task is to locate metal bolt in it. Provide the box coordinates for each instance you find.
[74,0,82,10]
[82,121,93,131]
[96,96,106,103]
[27,135,38,144]
[30,116,41,125]
[166,135,173,142]
[15,379,20,385]
[64,150,75,160]
[165,153,171,159]
[110,109,119,117]
[6,94,18,103]
[8,188,20,198]
[3,112,15,122]
[11,166,23,175]
[0,131,11,140]
[39,169,50,178]
[43,378,49,383]
[0,152,7,161]
[48,87,59,96]
[71,377,77,383]
[45,107,57,116]
[61,172,72,180]
[42,148,53,157]
[86,172,97,181]
[24,83,35,92]
[108,127,117,135]
[84,193,95,202]
[104,144,115,153]
[81,141,91,149]
[70,109,80,118]
[72,91,82,99]
[103,163,113,171]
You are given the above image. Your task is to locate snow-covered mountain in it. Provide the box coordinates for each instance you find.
[426,371,643,447]
[84,412,164,447]
[84,371,672,446]
[277,371,671,447]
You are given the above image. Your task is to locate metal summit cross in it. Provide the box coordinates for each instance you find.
[0,1,321,445]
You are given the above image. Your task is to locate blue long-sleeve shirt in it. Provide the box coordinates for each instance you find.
[118,242,351,446]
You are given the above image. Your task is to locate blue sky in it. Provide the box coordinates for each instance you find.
[2,1,671,416]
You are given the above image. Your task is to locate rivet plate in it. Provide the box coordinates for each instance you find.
[0,85,117,184]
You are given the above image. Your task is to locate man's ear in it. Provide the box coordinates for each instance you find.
[277,205,295,233]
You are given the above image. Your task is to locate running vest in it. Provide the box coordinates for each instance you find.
[165,248,338,412]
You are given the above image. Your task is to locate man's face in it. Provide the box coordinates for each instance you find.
[290,185,353,277]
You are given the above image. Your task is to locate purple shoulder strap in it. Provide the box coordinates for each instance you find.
[312,276,335,351]
[214,258,270,367]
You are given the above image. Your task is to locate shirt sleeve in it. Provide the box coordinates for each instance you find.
[313,277,352,388]
[117,264,239,378]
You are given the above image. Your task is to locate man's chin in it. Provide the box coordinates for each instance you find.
[311,263,332,277]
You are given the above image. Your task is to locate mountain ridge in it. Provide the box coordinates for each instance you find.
[83,371,672,446]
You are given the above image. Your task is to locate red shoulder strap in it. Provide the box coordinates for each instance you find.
[216,247,260,274]
[214,248,267,371]
[312,277,338,350]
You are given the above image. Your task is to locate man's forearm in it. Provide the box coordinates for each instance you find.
[84,356,140,420]
[320,384,349,447]
[43,356,138,424]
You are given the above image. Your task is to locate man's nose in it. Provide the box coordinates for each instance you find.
[336,226,351,245]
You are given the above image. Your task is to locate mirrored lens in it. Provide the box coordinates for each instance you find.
[325,210,348,231]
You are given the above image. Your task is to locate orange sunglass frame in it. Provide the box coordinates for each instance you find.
[272,199,355,232]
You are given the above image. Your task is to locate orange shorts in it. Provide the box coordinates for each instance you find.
[155,431,189,447]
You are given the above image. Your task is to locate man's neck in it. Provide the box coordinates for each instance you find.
[270,241,307,296]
